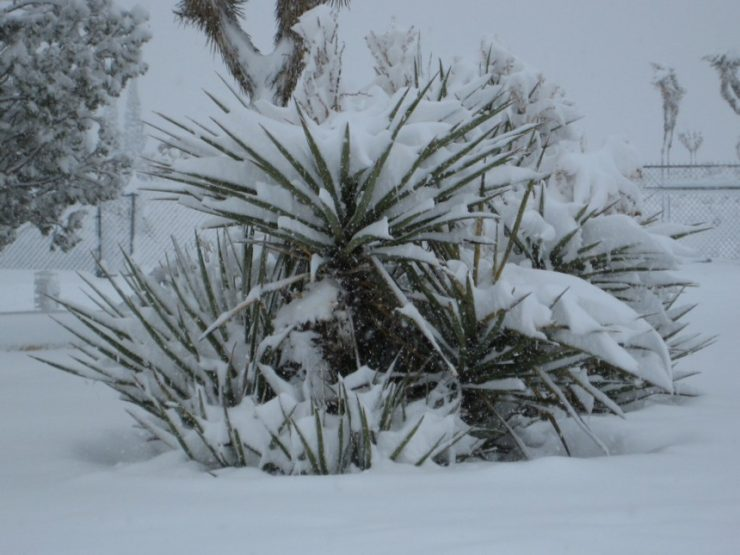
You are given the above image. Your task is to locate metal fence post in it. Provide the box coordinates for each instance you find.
[96,203,103,276]
[129,193,137,255]
[665,193,672,221]
[660,191,667,221]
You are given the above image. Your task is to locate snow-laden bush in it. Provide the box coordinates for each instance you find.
[45,13,705,471]
[472,39,708,406]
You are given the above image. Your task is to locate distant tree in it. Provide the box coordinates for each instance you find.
[704,51,740,116]
[652,64,685,166]
[678,130,704,165]
[175,0,349,106]
[0,0,149,251]
[736,137,740,162]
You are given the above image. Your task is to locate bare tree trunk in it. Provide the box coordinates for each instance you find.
[652,64,685,167]
[272,0,322,106]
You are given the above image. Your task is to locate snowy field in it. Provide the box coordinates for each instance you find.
[1,263,739,554]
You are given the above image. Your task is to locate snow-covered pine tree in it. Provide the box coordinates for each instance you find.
[0,0,149,251]
[44,10,704,472]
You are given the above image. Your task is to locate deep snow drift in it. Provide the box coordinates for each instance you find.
[0,262,738,554]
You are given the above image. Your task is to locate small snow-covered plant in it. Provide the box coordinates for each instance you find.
[46,14,703,471]
[292,6,344,123]
[678,130,703,164]
[366,21,422,94]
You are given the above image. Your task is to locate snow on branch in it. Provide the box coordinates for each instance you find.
[704,51,740,116]
[176,0,350,105]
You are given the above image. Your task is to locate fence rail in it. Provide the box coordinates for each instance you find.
[640,164,740,189]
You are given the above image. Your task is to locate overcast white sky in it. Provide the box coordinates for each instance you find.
[121,0,740,163]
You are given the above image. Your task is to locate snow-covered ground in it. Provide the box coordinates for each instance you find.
[0,270,124,350]
[1,263,739,554]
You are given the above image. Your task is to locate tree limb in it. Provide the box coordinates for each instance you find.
[176,0,350,106]
[705,53,740,116]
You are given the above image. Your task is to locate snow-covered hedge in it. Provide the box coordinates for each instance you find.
[45,12,706,472]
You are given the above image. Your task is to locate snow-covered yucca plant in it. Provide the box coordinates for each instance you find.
[42,235,465,471]
[45,11,703,471]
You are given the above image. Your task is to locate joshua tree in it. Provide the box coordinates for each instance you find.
[704,52,740,116]
[678,130,704,165]
[652,64,685,166]
[175,0,349,106]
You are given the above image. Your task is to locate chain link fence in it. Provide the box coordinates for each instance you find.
[639,165,740,260]
[0,191,210,274]
[1,165,740,274]
[640,164,740,188]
